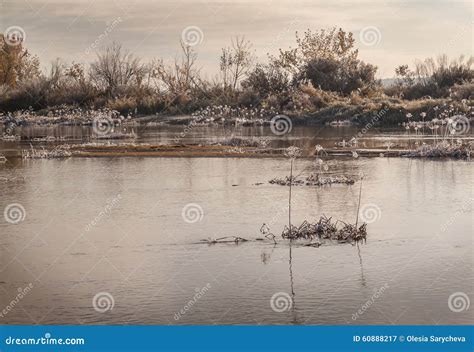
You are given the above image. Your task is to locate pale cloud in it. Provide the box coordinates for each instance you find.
[1,0,472,78]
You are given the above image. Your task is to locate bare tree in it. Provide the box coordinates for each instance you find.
[148,41,200,108]
[90,42,146,96]
[414,54,473,88]
[219,36,254,91]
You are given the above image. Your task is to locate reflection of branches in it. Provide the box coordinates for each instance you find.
[260,243,276,264]
[355,175,363,227]
[288,243,300,324]
[356,241,366,287]
[289,245,295,296]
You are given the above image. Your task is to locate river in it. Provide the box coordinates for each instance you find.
[0,125,472,325]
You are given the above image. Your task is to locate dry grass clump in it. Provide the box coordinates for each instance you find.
[0,106,125,126]
[21,144,72,159]
[280,216,367,243]
[190,105,280,125]
[218,137,267,148]
[405,141,472,158]
[269,174,355,186]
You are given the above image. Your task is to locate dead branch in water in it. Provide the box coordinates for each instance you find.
[200,236,249,244]
[269,174,355,186]
[280,216,367,244]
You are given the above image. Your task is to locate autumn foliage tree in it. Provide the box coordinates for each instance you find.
[0,33,40,88]
[0,27,470,114]
[273,27,378,95]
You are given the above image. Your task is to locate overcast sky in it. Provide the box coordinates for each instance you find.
[1,0,472,78]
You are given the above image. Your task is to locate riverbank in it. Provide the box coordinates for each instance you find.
[2,143,472,159]
[1,97,471,128]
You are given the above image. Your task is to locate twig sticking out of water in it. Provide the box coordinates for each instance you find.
[289,158,293,238]
[284,146,302,240]
[355,174,364,228]
[260,223,277,244]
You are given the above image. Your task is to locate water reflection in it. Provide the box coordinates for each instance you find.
[288,243,300,324]
[260,244,276,265]
[356,242,366,287]
[3,124,472,156]
[0,139,472,325]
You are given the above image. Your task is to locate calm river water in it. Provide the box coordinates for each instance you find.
[0,125,472,325]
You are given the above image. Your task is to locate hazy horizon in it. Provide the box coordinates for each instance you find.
[1,0,472,79]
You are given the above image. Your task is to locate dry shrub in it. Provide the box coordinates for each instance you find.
[237,90,261,107]
[261,94,283,110]
[107,97,137,114]
[450,82,474,100]
[349,92,363,105]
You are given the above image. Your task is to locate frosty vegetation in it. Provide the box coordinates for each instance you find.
[0,28,472,126]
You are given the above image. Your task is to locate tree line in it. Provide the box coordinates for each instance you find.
[0,27,472,115]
